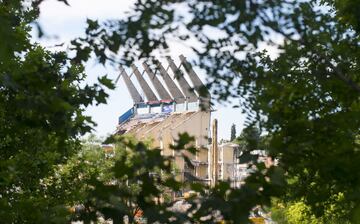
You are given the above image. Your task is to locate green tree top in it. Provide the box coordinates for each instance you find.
[1,0,360,223]
[230,123,236,142]
[0,1,114,222]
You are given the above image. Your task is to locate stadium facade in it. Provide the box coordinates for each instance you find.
[115,55,252,187]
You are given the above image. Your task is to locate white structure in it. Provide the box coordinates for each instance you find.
[217,143,273,188]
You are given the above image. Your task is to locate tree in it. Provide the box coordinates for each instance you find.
[230,124,236,142]
[271,194,352,224]
[234,126,261,150]
[72,0,360,222]
[0,1,114,222]
[2,0,360,223]
[46,133,216,223]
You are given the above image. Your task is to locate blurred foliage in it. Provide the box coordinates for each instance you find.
[77,0,359,222]
[230,123,236,142]
[0,0,113,222]
[271,193,352,224]
[1,0,360,223]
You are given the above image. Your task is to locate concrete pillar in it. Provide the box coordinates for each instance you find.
[119,66,143,104]
[131,64,158,103]
[157,62,186,103]
[211,119,218,187]
[179,55,211,110]
[166,56,198,103]
[142,62,172,101]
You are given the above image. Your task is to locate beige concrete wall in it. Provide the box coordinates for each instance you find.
[219,143,237,180]
[142,113,184,146]
[136,121,161,138]
[197,147,208,162]
[127,123,145,135]
[222,145,234,164]
[195,147,209,179]
[125,111,211,183]
[171,111,210,147]
[196,165,208,179]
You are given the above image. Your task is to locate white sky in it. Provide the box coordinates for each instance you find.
[36,0,246,140]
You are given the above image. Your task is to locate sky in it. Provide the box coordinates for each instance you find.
[36,0,247,140]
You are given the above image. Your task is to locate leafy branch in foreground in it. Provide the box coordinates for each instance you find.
[0,1,114,222]
[2,0,360,223]
[71,0,360,221]
[46,133,284,223]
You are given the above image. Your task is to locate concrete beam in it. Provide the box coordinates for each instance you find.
[119,66,143,104]
[179,55,205,90]
[131,64,158,103]
[142,62,172,102]
[157,61,186,103]
[179,55,211,109]
[166,56,198,103]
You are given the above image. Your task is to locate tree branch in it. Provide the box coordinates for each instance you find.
[326,62,360,94]
[273,28,360,94]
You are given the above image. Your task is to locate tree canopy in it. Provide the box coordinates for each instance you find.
[230,124,236,142]
[74,0,360,221]
[1,0,360,223]
[0,0,114,222]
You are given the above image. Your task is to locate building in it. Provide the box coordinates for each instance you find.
[115,55,271,188]
[116,55,211,184]
[217,144,274,188]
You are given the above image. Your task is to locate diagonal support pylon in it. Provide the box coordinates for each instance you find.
[119,66,143,104]
[179,55,210,109]
[142,62,172,102]
[179,55,207,92]
[157,61,186,103]
[131,64,158,103]
[166,56,198,102]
